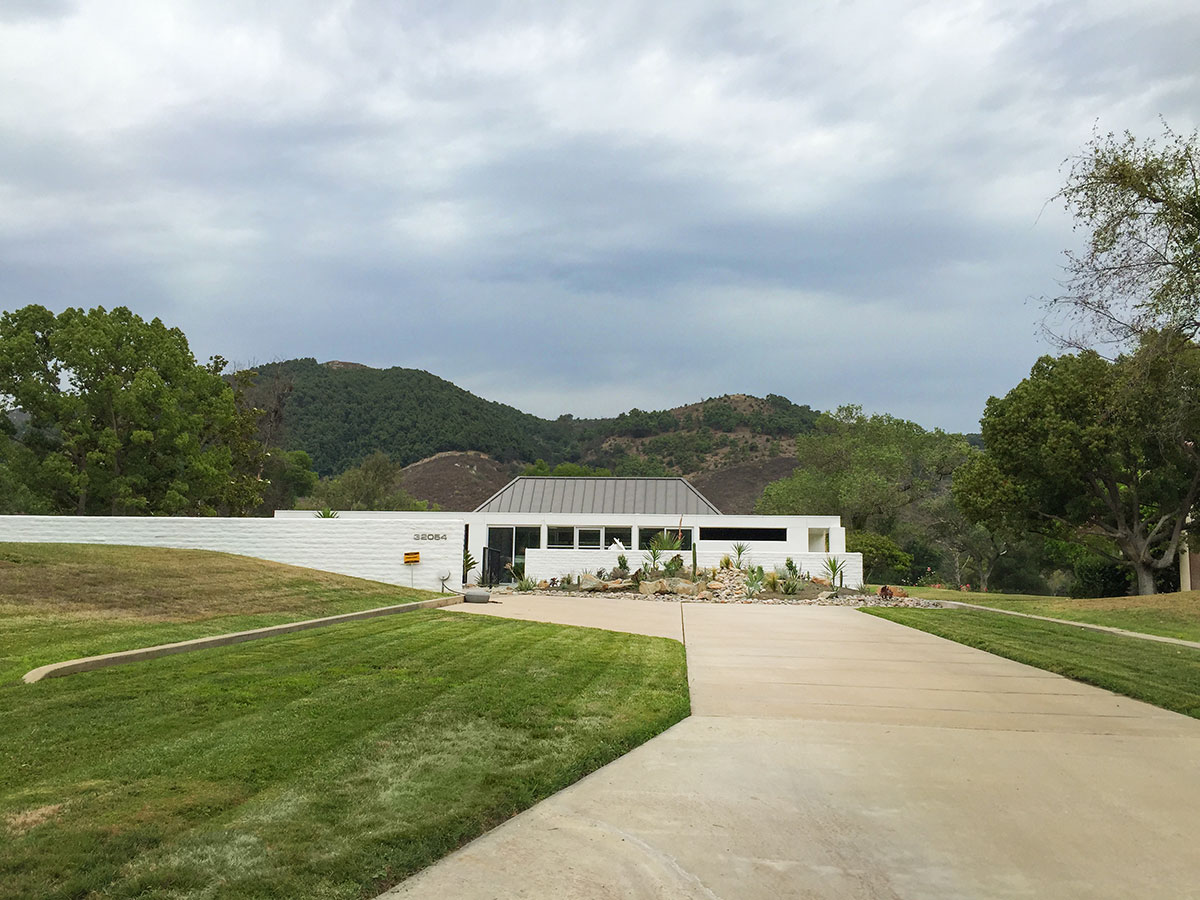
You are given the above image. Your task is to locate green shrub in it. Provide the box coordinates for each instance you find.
[1070,557,1130,598]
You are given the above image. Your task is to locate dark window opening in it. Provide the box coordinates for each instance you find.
[605,527,632,549]
[547,526,574,548]
[699,527,788,542]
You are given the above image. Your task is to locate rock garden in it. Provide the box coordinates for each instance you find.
[499,538,941,608]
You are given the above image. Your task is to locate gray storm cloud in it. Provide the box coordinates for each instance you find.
[1,0,1197,431]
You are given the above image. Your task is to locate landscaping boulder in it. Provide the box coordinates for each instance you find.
[638,579,668,595]
[579,573,607,592]
[665,578,697,596]
[707,581,723,591]
[537,580,550,590]
[603,579,634,591]
[463,588,490,604]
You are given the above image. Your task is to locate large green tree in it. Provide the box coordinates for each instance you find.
[298,451,434,511]
[955,343,1200,595]
[1049,123,1200,346]
[0,305,262,515]
[755,405,969,531]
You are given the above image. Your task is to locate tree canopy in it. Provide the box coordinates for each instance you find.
[755,406,969,532]
[1049,123,1200,346]
[954,341,1200,594]
[0,305,263,515]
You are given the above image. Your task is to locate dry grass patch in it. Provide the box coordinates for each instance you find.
[4,803,63,835]
[0,543,418,621]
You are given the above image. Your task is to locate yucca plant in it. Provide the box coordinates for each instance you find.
[822,556,848,593]
[731,542,749,569]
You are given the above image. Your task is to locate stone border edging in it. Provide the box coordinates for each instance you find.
[941,600,1200,651]
[22,595,461,684]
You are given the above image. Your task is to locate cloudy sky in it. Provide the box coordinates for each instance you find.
[1,1,1197,432]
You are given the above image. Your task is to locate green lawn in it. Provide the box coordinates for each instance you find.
[875,584,1200,644]
[1,611,689,900]
[865,607,1200,718]
[0,543,690,899]
[0,543,448,684]
[953,592,1200,643]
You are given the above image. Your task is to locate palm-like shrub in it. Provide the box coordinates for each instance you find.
[731,542,749,568]
[822,557,848,593]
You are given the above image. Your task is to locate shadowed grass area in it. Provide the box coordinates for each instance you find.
[0,543,446,683]
[0,610,690,900]
[865,607,1200,718]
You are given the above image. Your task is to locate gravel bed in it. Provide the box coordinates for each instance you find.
[487,589,943,608]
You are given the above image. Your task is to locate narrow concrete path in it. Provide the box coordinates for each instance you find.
[385,599,1200,899]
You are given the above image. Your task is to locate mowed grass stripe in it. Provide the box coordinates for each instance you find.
[0,610,690,900]
[0,542,446,684]
[865,607,1200,718]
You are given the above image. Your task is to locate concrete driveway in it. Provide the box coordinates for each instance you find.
[385,598,1200,899]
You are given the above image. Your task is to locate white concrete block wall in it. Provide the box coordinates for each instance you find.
[524,548,864,588]
[0,516,464,593]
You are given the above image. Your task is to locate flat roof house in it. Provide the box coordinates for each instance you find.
[278,476,863,588]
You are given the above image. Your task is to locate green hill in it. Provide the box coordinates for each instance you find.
[245,359,819,480]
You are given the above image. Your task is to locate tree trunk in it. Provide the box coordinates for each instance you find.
[1133,562,1158,596]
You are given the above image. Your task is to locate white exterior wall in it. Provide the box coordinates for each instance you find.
[274,510,859,588]
[524,548,864,588]
[0,516,464,593]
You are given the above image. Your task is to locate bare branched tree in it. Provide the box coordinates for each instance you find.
[1046,122,1200,351]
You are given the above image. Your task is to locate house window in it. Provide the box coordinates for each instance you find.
[698,527,788,542]
[638,527,693,550]
[605,527,632,549]
[578,528,602,548]
[547,526,574,549]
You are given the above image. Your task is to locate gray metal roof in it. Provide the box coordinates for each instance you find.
[474,477,722,515]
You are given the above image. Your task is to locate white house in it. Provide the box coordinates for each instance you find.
[276,476,864,587]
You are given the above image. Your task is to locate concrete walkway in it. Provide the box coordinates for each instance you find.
[385,598,1200,899]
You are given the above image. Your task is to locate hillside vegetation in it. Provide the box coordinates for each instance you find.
[246,358,819,480]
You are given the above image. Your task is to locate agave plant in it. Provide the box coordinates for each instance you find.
[745,568,764,597]
[516,576,537,592]
[782,575,802,595]
[314,507,339,518]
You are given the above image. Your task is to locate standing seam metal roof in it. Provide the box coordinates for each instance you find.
[473,477,721,515]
